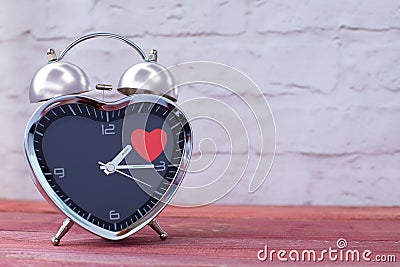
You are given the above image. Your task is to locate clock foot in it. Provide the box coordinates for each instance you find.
[51,218,74,246]
[148,219,168,240]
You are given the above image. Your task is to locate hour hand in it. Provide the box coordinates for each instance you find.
[110,145,132,167]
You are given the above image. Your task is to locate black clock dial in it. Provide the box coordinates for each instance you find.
[33,101,187,232]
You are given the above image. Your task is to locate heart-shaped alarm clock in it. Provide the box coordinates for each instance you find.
[24,33,192,245]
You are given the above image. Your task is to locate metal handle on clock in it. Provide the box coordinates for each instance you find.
[57,32,147,61]
[29,32,178,103]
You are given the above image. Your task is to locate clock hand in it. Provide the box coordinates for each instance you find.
[100,164,155,170]
[98,161,152,187]
[110,145,132,166]
[103,145,132,175]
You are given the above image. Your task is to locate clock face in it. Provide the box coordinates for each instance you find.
[26,95,191,237]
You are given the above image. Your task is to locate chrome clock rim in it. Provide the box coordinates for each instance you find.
[24,94,192,240]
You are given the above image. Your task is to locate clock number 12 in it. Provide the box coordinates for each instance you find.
[101,124,115,135]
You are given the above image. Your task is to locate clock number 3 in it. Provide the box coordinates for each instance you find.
[155,161,166,172]
[109,210,120,220]
[101,124,115,135]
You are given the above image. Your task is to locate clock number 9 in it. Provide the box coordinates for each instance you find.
[101,124,115,135]
[53,168,65,178]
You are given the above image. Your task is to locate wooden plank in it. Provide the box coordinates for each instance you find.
[1,200,400,220]
[0,200,398,266]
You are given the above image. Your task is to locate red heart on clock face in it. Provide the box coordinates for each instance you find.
[131,129,168,162]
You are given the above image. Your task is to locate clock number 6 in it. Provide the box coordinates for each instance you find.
[109,210,120,220]
[101,124,115,135]
[53,168,65,178]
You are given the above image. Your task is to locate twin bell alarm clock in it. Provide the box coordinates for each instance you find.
[24,33,192,245]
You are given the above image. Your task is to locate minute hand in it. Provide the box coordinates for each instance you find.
[100,164,155,170]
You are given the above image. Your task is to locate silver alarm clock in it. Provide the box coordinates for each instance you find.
[24,33,192,245]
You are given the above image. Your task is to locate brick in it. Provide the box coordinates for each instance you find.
[90,0,246,37]
[171,37,339,95]
[272,102,400,154]
[248,41,339,94]
[215,153,400,205]
[250,0,346,33]
[0,95,37,152]
[0,0,46,39]
[0,37,49,96]
[34,0,95,39]
[338,42,400,93]
[342,0,400,29]
[1,152,42,200]
[251,0,400,33]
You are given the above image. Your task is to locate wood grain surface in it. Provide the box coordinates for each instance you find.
[0,200,399,266]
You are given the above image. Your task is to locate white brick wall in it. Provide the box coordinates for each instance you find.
[0,0,399,205]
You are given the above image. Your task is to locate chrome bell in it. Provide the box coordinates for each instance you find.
[117,50,178,101]
[29,52,91,103]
